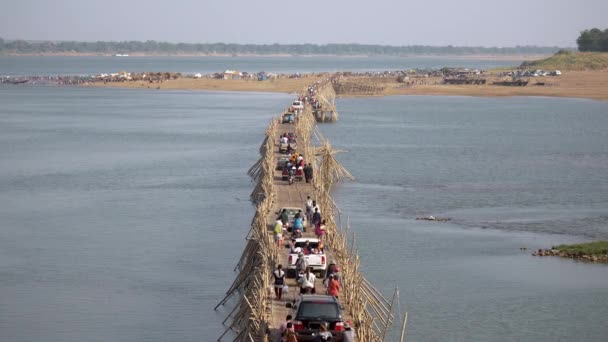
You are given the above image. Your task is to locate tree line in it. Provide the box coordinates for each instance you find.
[577,28,608,52]
[0,37,561,56]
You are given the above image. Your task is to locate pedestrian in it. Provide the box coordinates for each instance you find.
[274,219,284,248]
[324,262,336,284]
[280,209,289,226]
[305,196,313,223]
[304,163,313,183]
[285,326,298,342]
[293,213,304,233]
[298,267,316,294]
[312,207,321,227]
[279,315,293,341]
[326,274,340,298]
[343,321,355,342]
[315,219,326,240]
[312,201,321,215]
[273,265,286,300]
[295,251,308,276]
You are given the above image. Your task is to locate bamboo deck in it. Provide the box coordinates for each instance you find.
[217,80,403,341]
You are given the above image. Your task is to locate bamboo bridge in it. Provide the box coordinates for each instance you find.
[215,79,407,341]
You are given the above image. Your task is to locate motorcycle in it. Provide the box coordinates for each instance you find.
[288,168,295,185]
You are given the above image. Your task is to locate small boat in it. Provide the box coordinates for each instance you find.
[114,54,129,57]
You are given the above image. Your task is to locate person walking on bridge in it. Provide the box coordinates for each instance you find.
[304,163,313,183]
[305,196,313,224]
[274,219,284,248]
[326,274,340,298]
[298,267,316,294]
[295,251,308,276]
[280,209,289,226]
[293,212,304,234]
[273,265,286,300]
[312,207,322,227]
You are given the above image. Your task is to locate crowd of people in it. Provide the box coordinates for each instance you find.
[297,81,325,111]
[281,143,314,184]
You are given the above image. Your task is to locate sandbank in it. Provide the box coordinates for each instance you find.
[84,70,608,101]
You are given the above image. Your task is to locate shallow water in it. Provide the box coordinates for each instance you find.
[1,85,607,342]
[321,96,608,341]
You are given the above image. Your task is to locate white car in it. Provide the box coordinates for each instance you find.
[292,100,304,113]
[287,238,327,277]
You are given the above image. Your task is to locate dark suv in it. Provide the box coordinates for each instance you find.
[289,294,345,341]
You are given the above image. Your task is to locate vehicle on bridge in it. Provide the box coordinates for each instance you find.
[287,295,345,341]
[279,141,289,153]
[287,238,327,277]
[282,112,295,124]
[292,100,304,114]
[276,156,290,170]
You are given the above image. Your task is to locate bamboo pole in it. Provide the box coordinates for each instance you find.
[399,312,409,342]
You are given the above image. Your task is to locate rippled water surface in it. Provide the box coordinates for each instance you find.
[321,96,608,341]
[1,72,608,341]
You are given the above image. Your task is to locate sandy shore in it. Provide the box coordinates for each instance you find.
[84,70,608,101]
[380,70,608,101]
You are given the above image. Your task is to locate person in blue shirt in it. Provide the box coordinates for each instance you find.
[293,213,304,232]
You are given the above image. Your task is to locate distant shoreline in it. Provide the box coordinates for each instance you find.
[80,69,608,101]
[1,52,546,60]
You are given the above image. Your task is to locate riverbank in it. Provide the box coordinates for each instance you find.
[381,70,608,101]
[83,70,608,101]
[533,241,608,262]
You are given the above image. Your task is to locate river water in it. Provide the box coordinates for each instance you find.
[1,57,607,342]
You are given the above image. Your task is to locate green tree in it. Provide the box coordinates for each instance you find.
[601,29,608,52]
[577,28,605,51]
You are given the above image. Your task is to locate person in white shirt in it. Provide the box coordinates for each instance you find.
[305,196,313,224]
[298,267,316,294]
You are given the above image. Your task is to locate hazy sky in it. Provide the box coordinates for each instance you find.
[1,0,606,47]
